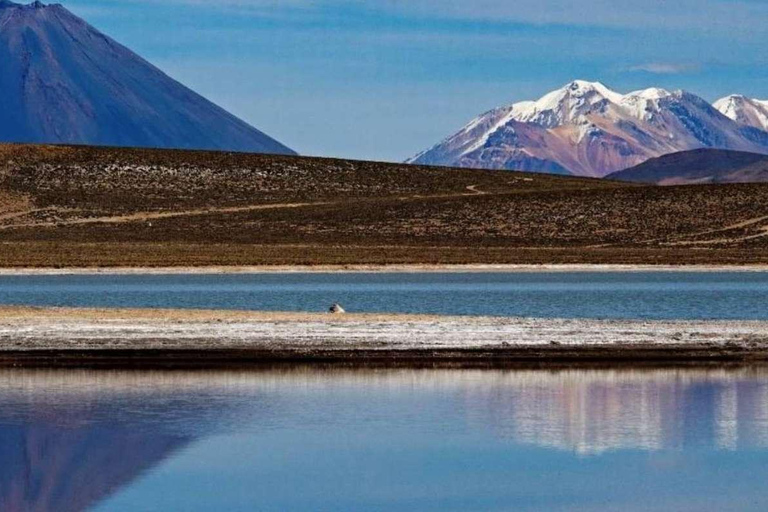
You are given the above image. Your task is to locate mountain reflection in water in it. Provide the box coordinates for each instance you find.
[0,370,268,512]
[460,368,768,454]
[0,367,766,511]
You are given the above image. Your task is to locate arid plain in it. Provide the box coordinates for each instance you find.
[2,144,768,267]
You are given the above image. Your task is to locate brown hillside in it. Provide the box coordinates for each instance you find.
[2,144,768,266]
[607,149,768,185]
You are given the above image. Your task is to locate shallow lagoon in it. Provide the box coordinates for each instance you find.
[2,367,768,511]
[3,272,768,510]
[1,271,768,319]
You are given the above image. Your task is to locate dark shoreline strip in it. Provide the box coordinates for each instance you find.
[3,345,768,369]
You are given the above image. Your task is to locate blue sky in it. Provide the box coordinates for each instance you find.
[64,0,768,161]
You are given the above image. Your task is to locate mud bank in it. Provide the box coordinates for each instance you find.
[1,264,768,275]
[0,307,767,367]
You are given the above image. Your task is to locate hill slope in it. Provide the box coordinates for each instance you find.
[409,81,768,178]
[607,149,768,185]
[0,1,294,154]
[2,144,768,266]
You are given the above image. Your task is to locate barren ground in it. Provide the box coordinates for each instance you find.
[3,144,768,266]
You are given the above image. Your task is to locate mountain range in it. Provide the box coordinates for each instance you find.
[3,0,768,180]
[409,80,768,177]
[0,1,295,154]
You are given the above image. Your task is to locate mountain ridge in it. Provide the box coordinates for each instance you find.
[409,80,768,177]
[607,149,768,185]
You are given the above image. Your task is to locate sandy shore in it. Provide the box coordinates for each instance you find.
[0,306,767,366]
[1,264,768,275]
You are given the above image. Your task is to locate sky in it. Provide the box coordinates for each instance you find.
[62,0,768,162]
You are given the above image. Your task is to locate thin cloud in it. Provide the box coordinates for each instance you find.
[628,63,701,75]
[68,0,768,31]
[373,0,768,33]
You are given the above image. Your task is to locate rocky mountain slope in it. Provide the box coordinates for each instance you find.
[607,149,768,185]
[0,1,294,154]
[410,81,768,177]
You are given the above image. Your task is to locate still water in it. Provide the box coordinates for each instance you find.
[0,271,768,319]
[2,367,768,511]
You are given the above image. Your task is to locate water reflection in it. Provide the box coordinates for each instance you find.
[0,423,187,512]
[0,370,270,512]
[459,368,768,454]
[0,367,767,511]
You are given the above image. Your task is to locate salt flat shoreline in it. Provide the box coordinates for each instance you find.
[1,306,767,367]
[1,263,768,275]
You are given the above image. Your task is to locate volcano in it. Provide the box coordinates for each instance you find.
[0,1,295,154]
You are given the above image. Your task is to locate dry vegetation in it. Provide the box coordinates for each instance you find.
[2,143,768,266]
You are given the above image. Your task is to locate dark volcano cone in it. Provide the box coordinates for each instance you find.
[0,1,295,154]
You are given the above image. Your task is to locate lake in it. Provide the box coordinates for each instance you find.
[0,271,768,319]
[2,367,768,511]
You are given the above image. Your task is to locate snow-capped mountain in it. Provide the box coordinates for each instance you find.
[0,1,295,154]
[409,80,768,177]
[714,95,768,132]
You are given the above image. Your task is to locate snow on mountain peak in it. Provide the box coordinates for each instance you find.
[505,82,692,128]
[619,87,675,121]
[509,80,623,128]
[714,95,744,116]
[626,87,672,100]
[568,80,624,103]
[714,95,768,131]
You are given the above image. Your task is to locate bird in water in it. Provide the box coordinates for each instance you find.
[329,303,346,314]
